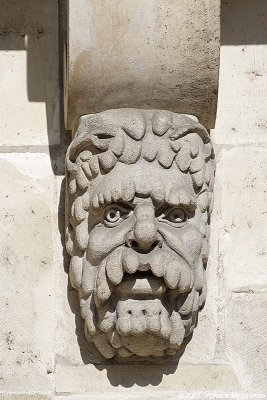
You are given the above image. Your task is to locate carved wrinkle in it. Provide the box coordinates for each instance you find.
[65,109,215,360]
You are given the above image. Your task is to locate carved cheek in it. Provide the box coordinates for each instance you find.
[157,222,202,266]
[181,223,203,261]
[87,218,133,264]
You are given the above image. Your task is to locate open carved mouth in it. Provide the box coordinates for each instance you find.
[117,270,167,296]
[94,248,193,306]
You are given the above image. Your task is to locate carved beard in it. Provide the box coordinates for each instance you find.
[80,247,205,359]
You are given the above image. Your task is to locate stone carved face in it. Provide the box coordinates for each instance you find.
[65,109,215,360]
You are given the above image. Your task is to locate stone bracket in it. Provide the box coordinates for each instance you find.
[64,0,220,132]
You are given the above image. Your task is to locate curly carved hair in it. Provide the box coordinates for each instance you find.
[65,109,215,295]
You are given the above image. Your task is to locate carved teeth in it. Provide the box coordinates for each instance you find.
[194,258,204,291]
[138,263,150,271]
[146,314,161,334]
[163,257,180,289]
[179,289,196,316]
[107,330,123,349]
[130,315,147,335]
[150,252,192,292]
[81,294,97,336]
[159,308,172,338]
[116,316,131,337]
[95,260,113,306]
[122,248,139,274]
[115,299,172,339]
[150,252,165,277]
[169,312,185,348]
[98,307,116,333]
[100,248,193,296]
[178,266,193,293]
[81,260,98,296]
[106,248,123,285]
[92,332,115,359]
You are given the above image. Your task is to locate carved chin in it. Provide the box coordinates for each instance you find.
[81,254,203,359]
[115,296,184,357]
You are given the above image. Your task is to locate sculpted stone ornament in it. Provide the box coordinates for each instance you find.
[65,109,215,360]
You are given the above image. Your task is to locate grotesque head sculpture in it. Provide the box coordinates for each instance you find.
[65,109,215,360]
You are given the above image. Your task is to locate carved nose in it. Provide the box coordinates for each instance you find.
[127,202,162,253]
[130,236,161,253]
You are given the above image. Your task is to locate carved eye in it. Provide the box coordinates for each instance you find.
[104,206,129,227]
[161,207,187,226]
[95,133,114,140]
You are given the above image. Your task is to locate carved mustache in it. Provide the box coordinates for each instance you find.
[94,247,193,305]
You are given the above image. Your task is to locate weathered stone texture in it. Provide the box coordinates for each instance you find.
[0,0,266,397]
[55,363,240,393]
[0,154,54,391]
[65,110,215,360]
[66,0,220,131]
[221,148,267,292]
[226,294,267,392]
[0,0,59,146]
[212,1,267,144]
[0,396,52,400]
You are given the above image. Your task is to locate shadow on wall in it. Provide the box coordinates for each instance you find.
[57,176,182,386]
[221,0,267,45]
[1,0,266,387]
[0,0,266,175]
[0,0,69,175]
[56,0,267,387]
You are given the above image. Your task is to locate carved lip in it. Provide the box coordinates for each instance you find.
[117,271,167,296]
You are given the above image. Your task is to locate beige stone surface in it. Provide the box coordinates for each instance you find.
[56,395,265,400]
[54,250,219,366]
[55,149,218,366]
[54,176,85,367]
[0,395,52,400]
[55,363,240,393]
[66,0,220,131]
[213,46,267,145]
[64,110,215,360]
[0,0,60,146]
[0,0,266,397]
[0,154,54,391]
[225,294,267,392]
[220,148,267,292]
[212,1,267,146]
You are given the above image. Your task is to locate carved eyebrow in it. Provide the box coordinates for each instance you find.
[149,189,197,212]
[89,176,136,210]
[89,190,136,212]
[154,199,197,213]
[89,200,134,218]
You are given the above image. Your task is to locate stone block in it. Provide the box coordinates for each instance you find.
[0,395,52,400]
[67,0,220,131]
[225,294,267,392]
[220,148,267,292]
[212,44,267,144]
[0,0,59,146]
[56,110,218,364]
[0,153,54,391]
[55,363,240,394]
[54,175,88,367]
[56,395,264,400]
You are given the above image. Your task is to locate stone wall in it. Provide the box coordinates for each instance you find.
[0,1,266,399]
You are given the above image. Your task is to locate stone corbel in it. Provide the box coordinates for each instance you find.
[64,0,220,361]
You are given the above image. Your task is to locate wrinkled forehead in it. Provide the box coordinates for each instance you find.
[89,159,196,209]
[78,109,148,140]
[76,109,199,142]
